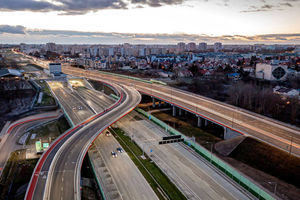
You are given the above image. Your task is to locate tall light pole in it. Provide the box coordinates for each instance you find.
[267,181,277,195]
[205,141,213,163]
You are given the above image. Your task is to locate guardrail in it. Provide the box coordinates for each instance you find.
[46,81,75,127]
[88,154,106,200]
[97,70,152,84]
[135,108,274,200]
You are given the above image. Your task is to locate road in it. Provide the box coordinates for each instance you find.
[48,81,95,125]
[26,83,142,200]
[90,132,159,200]
[0,111,61,177]
[62,66,300,156]
[116,110,253,200]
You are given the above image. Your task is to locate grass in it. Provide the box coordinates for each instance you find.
[0,150,38,200]
[35,80,56,106]
[151,111,223,146]
[26,116,70,145]
[230,137,300,188]
[110,127,187,200]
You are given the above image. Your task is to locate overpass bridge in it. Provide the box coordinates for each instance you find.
[62,66,300,157]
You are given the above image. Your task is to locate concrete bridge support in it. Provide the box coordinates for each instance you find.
[224,127,242,140]
[197,116,202,127]
[158,101,162,108]
[172,105,176,117]
[152,97,156,108]
[204,119,208,126]
[179,109,182,116]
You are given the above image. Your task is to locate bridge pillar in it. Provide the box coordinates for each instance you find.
[179,109,182,116]
[172,105,176,117]
[197,116,202,127]
[152,97,156,108]
[223,127,242,140]
[158,101,161,108]
[204,119,208,126]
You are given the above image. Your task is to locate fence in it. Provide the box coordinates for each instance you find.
[135,108,274,200]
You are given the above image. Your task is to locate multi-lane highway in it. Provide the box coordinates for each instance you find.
[48,82,157,199]
[0,111,61,177]
[90,131,159,200]
[117,111,254,200]
[62,66,300,156]
[48,81,95,125]
[25,82,142,200]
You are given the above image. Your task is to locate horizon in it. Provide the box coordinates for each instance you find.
[0,0,300,44]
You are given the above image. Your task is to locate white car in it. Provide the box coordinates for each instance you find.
[111,151,117,158]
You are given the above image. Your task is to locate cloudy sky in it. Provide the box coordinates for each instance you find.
[0,0,299,44]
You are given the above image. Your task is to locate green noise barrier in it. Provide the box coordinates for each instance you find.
[135,108,274,200]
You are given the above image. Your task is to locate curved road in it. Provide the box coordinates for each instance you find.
[63,66,300,156]
[25,84,141,200]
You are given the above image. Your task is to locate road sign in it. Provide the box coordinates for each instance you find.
[149,116,151,120]
[162,135,181,140]
[43,143,49,149]
[159,138,184,145]
[150,149,153,153]
[35,141,43,153]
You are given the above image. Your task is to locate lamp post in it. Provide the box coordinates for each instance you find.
[205,141,213,163]
[267,181,277,195]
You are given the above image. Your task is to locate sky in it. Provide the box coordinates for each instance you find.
[0,0,300,44]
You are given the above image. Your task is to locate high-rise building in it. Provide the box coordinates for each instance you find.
[187,42,196,51]
[46,43,56,52]
[214,42,222,52]
[177,42,186,53]
[199,42,207,51]
[108,48,114,56]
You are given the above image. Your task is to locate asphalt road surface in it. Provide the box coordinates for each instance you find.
[117,111,255,200]
[90,132,159,200]
[63,66,300,156]
[26,84,141,200]
[0,111,61,177]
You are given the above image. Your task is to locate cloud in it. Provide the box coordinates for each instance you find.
[241,0,299,12]
[0,0,186,15]
[0,25,300,44]
[0,25,26,34]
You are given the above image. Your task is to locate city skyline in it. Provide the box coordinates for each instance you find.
[0,0,300,44]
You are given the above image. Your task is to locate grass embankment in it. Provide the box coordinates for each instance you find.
[230,137,300,188]
[151,111,222,148]
[26,117,70,145]
[0,150,38,200]
[110,127,186,200]
[35,80,56,106]
[88,79,116,96]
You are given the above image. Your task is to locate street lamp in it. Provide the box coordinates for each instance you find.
[267,181,277,195]
[205,141,214,163]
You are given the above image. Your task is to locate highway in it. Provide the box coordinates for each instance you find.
[0,111,61,177]
[90,132,159,200]
[62,66,300,156]
[117,111,253,200]
[25,83,142,200]
[48,81,95,125]
[50,83,158,199]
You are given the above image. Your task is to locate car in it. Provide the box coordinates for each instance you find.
[116,147,123,153]
[111,151,117,158]
[105,131,111,136]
